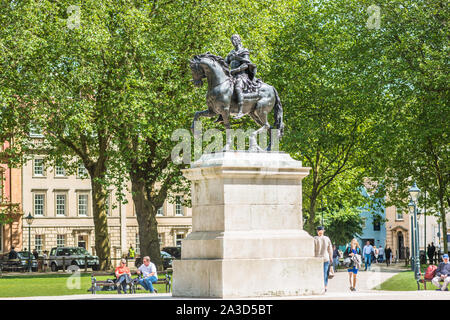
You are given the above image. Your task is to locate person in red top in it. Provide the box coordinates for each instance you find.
[115,259,132,294]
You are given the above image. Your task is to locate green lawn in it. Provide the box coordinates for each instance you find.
[377,271,439,291]
[0,273,170,297]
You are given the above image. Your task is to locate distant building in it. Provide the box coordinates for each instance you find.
[356,186,386,249]
[21,155,192,261]
[0,141,23,253]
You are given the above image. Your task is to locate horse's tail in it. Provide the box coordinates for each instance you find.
[273,87,284,137]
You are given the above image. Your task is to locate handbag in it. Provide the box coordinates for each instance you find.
[343,257,352,268]
[328,266,335,279]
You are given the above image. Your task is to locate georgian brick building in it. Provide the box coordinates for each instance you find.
[0,141,23,253]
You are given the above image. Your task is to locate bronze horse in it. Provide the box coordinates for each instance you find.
[189,53,284,151]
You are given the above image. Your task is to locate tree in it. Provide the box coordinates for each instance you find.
[267,0,384,234]
[364,0,449,253]
[110,0,292,267]
[322,205,364,247]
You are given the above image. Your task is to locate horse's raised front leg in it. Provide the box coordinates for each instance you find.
[221,105,232,151]
[249,109,270,152]
[191,109,216,133]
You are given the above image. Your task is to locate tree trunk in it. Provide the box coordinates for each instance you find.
[305,195,317,235]
[131,177,163,269]
[438,193,448,254]
[90,174,111,271]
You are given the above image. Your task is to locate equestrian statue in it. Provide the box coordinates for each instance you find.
[189,34,284,151]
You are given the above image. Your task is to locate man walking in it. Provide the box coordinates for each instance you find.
[314,226,334,292]
[428,243,436,265]
[378,245,384,263]
[385,247,392,267]
[363,241,374,271]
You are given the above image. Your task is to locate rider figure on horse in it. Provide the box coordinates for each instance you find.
[225,34,260,119]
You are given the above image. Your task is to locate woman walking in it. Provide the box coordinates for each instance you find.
[344,238,362,291]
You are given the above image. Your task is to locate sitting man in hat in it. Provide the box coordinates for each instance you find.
[432,254,450,291]
[314,226,334,292]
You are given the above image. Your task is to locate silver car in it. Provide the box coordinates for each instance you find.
[49,247,99,271]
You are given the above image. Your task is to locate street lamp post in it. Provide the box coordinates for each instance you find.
[25,213,34,272]
[410,214,415,271]
[409,182,421,281]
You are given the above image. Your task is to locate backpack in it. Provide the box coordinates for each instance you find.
[424,265,437,280]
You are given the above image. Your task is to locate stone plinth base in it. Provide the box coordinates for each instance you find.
[173,257,323,298]
[172,151,324,298]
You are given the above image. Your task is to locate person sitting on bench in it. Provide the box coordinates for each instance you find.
[115,258,132,294]
[432,254,450,291]
[136,256,158,293]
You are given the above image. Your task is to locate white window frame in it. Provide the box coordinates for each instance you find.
[55,165,66,177]
[0,169,4,203]
[156,206,164,216]
[33,159,45,177]
[135,233,140,255]
[175,196,183,216]
[55,193,67,216]
[35,235,43,253]
[77,164,88,179]
[396,208,404,221]
[33,193,46,216]
[29,126,44,138]
[176,233,184,247]
[77,194,89,216]
[56,234,65,247]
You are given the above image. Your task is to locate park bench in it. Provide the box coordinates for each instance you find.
[90,271,172,294]
[417,267,445,290]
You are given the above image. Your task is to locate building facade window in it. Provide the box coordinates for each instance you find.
[396,208,404,221]
[33,193,45,216]
[135,233,140,255]
[175,196,183,216]
[55,165,66,177]
[77,164,88,179]
[78,194,88,216]
[158,234,163,246]
[176,234,184,247]
[33,159,45,177]
[35,235,43,253]
[105,192,111,216]
[57,234,65,247]
[56,194,67,216]
[0,170,4,202]
[373,220,381,231]
[156,206,164,216]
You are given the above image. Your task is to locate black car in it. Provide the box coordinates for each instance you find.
[162,246,181,259]
[134,251,175,270]
[161,251,174,269]
[0,251,38,272]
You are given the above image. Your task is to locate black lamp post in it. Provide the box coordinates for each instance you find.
[25,213,34,272]
[408,182,421,281]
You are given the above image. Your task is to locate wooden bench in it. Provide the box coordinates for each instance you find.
[90,272,172,294]
[417,269,445,290]
[133,272,172,293]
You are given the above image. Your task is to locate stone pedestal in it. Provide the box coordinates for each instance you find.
[172,151,324,298]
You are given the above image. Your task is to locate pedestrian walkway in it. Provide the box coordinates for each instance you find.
[2,264,449,300]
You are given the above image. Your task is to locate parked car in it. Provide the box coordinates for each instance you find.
[161,251,174,269]
[49,247,99,271]
[0,251,38,272]
[162,246,181,259]
[134,251,175,270]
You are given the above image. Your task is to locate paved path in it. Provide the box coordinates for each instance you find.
[2,264,450,300]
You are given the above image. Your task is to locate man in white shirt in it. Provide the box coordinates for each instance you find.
[137,256,158,293]
[362,241,374,271]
